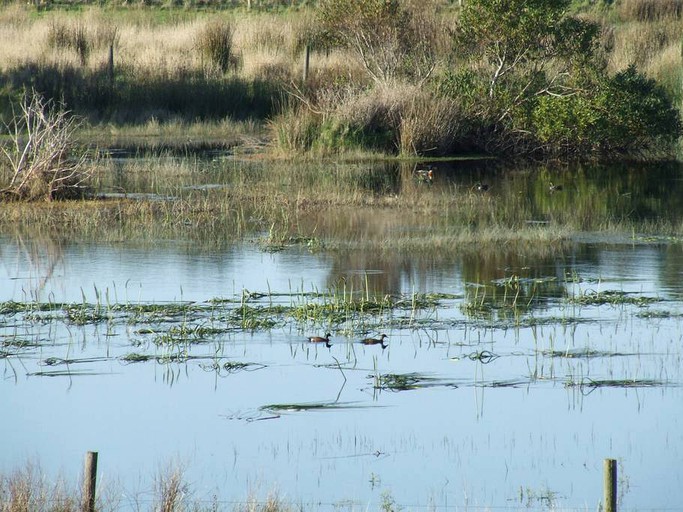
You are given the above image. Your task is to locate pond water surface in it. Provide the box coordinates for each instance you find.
[1,159,683,511]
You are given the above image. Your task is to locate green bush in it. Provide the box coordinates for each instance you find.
[532,65,681,155]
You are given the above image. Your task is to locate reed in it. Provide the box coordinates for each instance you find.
[195,19,237,74]
[0,461,85,512]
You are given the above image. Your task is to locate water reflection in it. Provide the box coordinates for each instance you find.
[3,233,683,305]
[3,158,683,510]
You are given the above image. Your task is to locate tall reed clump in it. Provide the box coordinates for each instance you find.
[0,461,79,512]
[195,19,239,74]
[398,88,467,156]
[154,464,189,512]
[46,20,99,66]
[0,91,93,201]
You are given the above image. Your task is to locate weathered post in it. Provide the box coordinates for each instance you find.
[604,458,617,512]
[303,44,310,82]
[108,42,115,92]
[82,451,98,512]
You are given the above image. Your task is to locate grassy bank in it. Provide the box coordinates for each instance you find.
[0,0,682,158]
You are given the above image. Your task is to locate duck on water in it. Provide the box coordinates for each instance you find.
[308,333,332,348]
[360,334,388,349]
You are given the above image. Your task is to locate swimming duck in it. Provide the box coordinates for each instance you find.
[415,168,434,183]
[360,333,388,349]
[308,333,332,348]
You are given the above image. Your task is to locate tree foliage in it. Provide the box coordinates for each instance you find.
[455,0,599,119]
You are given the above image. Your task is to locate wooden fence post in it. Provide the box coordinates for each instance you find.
[82,451,98,512]
[303,44,310,82]
[604,458,617,512]
[108,42,115,92]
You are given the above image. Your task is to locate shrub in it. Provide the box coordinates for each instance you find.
[0,91,92,201]
[317,0,438,84]
[532,65,681,155]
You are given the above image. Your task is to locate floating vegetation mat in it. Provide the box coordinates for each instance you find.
[260,401,371,413]
[373,372,459,391]
[565,378,668,390]
[565,290,660,307]
[541,349,635,359]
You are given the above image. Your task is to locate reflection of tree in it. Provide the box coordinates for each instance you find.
[0,234,64,301]
[460,250,566,318]
[324,248,441,297]
[317,238,610,317]
[655,245,683,300]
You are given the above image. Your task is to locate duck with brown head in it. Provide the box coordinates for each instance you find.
[414,164,436,184]
[360,333,388,349]
[308,333,332,348]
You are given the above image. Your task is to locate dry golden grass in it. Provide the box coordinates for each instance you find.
[607,19,683,70]
[0,461,80,512]
[617,0,683,22]
[643,42,683,98]
[0,5,365,95]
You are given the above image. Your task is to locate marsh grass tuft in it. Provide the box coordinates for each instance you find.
[0,460,80,512]
[260,401,365,413]
[195,19,238,74]
[46,21,93,66]
[121,352,153,363]
[153,463,190,512]
[373,372,457,392]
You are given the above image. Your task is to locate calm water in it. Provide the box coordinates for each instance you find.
[1,160,683,511]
